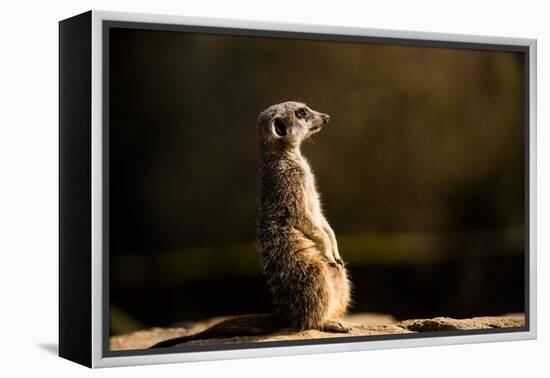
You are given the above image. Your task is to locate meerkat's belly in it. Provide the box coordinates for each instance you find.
[326,267,351,319]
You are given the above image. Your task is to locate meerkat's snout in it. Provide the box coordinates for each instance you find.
[314,112,330,126]
[308,112,330,134]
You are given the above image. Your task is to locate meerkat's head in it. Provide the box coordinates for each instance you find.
[257,101,330,149]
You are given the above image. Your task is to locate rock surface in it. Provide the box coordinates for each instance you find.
[110,313,524,351]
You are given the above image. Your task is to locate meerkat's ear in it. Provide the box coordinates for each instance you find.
[272,118,289,137]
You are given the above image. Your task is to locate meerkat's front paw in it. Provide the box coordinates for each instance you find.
[325,256,341,270]
[326,255,344,269]
[320,248,337,266]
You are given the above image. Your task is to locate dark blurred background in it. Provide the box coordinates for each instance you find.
[109,28,525,336]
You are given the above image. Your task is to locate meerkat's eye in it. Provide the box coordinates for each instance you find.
[295,109,308,119]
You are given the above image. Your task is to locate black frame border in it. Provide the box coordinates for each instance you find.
[59,10,93,367]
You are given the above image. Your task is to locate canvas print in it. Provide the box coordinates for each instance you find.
[107,27,526,352]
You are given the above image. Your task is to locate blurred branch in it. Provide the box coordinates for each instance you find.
[112,226,523,288]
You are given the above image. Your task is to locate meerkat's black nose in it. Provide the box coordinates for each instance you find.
[322,114,330,123]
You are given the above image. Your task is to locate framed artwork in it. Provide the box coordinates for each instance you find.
[59,10,537,368]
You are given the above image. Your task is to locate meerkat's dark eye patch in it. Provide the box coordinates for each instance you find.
[295,109,308,119]
[273,118,288,137]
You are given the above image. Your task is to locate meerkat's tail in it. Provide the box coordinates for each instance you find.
[149,313,280,348]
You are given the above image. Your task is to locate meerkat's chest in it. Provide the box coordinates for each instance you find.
[298,159,323,217]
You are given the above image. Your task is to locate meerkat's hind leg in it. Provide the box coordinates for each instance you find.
[320,319,352,333]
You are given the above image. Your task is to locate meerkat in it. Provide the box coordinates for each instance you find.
[150,101,351,348]
[257,101,351,332]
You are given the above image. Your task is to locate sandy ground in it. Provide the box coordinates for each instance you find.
[110,313,525,351]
